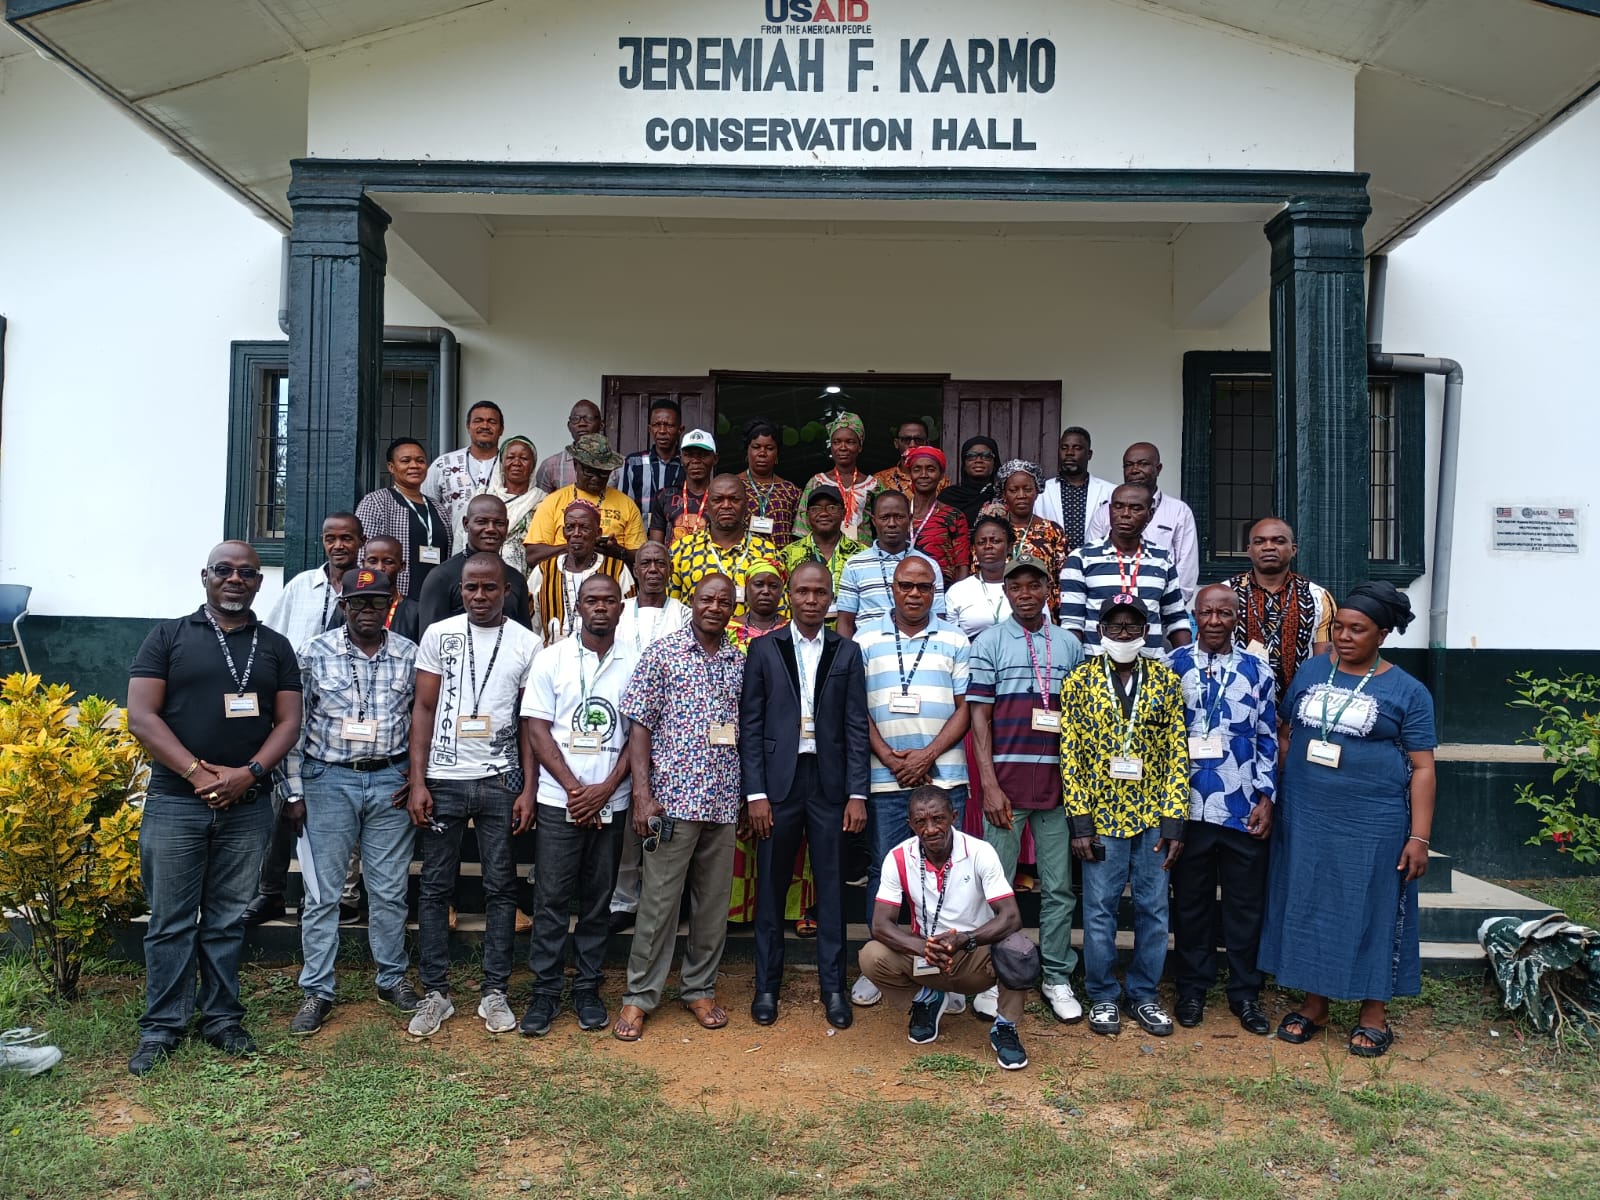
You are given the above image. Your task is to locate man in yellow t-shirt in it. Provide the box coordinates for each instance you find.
[525,435,646,571]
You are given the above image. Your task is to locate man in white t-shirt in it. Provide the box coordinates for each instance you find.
[517,574,637,1038]
[859,785,1039,1071]
[609,539,689,928]
[405,553,542,1039]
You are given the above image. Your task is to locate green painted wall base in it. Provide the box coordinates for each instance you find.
[1386,647,1600,744]
[2,615,160,704]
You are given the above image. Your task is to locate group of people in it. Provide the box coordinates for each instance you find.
[121,395,1438,1078]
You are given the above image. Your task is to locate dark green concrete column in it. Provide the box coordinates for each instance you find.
[1267,196,1371,604]
[283,179,389,580]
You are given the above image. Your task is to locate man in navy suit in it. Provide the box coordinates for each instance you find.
[739,560,871,1029]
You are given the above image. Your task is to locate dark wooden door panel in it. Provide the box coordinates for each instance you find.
[603,376,714,457]
[941,380,1063,468]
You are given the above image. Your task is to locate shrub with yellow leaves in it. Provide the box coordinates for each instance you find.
[0,673,149,999]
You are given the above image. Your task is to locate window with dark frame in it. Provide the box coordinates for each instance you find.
[226,341,443,564]
[1181,351,1425,586]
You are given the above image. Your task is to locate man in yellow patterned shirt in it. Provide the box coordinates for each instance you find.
[1060,593,1187,1040]
[668,475,783,621]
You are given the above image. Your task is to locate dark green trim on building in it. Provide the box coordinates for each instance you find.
[226,341,289,568]
[1387,647,1600,744]
[4,0,92,20]
[0,614,157,705]
[299,158,1372,210]
[1366,370,1426,586]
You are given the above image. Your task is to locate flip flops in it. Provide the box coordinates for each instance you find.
[1348,1023,1395,1057]
[611,1004,646,1042]
[1276,1011,1327,1043]
[683,998,729,1029]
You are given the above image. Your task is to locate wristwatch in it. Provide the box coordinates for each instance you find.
[964,933,978,953]
[246,760,267,781]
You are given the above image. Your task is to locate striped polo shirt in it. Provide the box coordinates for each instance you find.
[1059,538,1188,653]
[858,612,970,794]
[836,543,946,622]
[966,617,1084,810]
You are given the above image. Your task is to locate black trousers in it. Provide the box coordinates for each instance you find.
[1170,818,1269,1004]
[754,755,848,994]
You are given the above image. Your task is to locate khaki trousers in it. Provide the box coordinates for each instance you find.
[859,940,1028,1024]
[622,819,736,1012]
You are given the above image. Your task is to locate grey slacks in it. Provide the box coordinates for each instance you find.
[621,819,736,1012]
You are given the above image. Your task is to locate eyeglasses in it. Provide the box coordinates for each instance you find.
[1100,622,1148,637]
[642,814,675,854]
[964,450,997,461]
[207,565,261,582]
[900,434,929,446]
[344,596,388,612]
[894,581,936,594]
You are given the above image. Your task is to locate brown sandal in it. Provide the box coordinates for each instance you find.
[683,997,729,1029]
[611,1004,646,1042]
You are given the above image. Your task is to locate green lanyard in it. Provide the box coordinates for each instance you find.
[576,643,612,728]
[1320,657,1378,741]
[1102,656,1147,758]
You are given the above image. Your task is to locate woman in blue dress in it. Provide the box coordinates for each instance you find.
[1258,581,1437,1057]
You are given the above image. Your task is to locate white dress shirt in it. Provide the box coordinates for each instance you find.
[793,622,824,756]
[264,565,339,653]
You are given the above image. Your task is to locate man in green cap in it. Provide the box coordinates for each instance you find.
[524,434,645,569]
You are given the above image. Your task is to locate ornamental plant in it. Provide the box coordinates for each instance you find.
[0,673,148,999]
[1510,670,1600,867]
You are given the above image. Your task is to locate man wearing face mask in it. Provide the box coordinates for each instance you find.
[1061,483,1189,656]
[1060,593,1187,1040]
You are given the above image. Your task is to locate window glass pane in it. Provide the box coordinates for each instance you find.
[1207,374,1273,559]
[713,380,943,481]
[1369,380,1398,563]
[252,370,288,542]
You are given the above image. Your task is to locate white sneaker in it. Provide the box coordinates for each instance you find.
[945,993,968,1014]
[1042,981,1084,1023]
[477,989,516,1034]
[407,990,456,1037]
[972,986,999,1019]
[851,977,882,1006]
[0,1028,62,1077]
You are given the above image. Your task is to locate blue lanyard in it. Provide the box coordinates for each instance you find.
[1200,652,1236,736]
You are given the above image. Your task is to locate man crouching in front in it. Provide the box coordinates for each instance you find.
[858,784,1040,1070]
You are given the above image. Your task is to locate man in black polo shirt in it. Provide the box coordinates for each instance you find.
[125,541,303,1076]
[416,494,533,630]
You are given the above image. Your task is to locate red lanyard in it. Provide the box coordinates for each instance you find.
[1115,542,1144,595]
[1023,624,1054,710]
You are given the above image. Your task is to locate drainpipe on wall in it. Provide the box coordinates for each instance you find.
[1366,254,1465,700]
[278,237,460,451]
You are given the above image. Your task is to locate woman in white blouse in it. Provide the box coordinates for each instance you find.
[944,513,1015,638]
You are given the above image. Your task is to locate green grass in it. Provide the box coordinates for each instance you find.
[1492,875,1600,928]
[4,959,1600,1199]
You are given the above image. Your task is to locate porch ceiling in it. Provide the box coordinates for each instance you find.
[6,0,1599,248]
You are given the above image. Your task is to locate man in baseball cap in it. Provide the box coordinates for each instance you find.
[648,429,719,546]
[779,483,867,622]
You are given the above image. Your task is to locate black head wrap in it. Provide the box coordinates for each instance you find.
[1341,581,1414,633]
[938,435,1001,526]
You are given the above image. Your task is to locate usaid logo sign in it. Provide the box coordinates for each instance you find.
[765,1,870,23]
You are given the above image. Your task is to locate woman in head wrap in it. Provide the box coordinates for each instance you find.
[455,434,546,575]
[904,445,970,583]
[938,435,1001,527]
[983,458,1068,619]
[793,411,882,542]
[1258,580,1438,1059]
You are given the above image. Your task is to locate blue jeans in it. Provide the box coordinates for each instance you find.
[417,774,517,996]
[864,785,967,927]
[1081,827,1170,1005]
[138,790,271,1043]
[298,761,415,1000]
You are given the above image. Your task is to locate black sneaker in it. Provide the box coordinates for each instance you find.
[989,1021,1029,1070]
[1124,1000,1174,1037]
[1232,998,1271,1036]
[128,1039,173,1077]
[202,1025,258,1056]
[377,982,422,1014]
[519,994,560,1038]
[573,991,609,1032]
[907,990,948,1045]
[1088,1001,1121,1036]
[289,995,333,1036]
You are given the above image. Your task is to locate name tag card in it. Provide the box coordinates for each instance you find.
[459,715,493,739]
[1244,639,1268,659]
[708,722,738,746]
[888,693,922,715]
[734,584,746,604]
[225,693,260,719]
[569,734,602,755]
[1108,755,1144,781]
[341,718,377,743]
[750,516,775,535]
[1187,735,1224,761]
[1031,709,1061,733]
[912,956,942,977]
[1307,738,1342,768]
[419,546,442,565]
[800,716,816,737]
